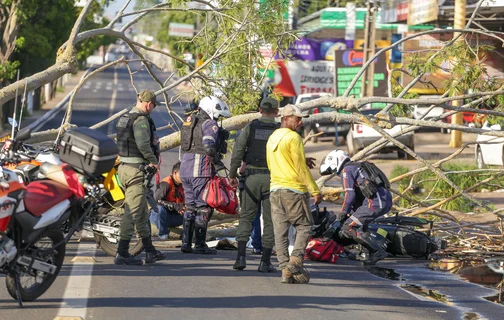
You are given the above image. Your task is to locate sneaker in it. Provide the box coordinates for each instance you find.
[251,248,262,255]
[281,268,295,284]
[158,234,169,240]
[286,256,310,284]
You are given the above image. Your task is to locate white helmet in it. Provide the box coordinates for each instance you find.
[199,96,231,120]
[319,149,350,176]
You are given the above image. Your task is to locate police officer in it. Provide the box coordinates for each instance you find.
[229,97,279,272]
[179,96,231,254]
[115,89,165,265]
[319,149,393,265]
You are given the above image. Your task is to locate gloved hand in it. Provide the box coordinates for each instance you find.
[173,203,185,213]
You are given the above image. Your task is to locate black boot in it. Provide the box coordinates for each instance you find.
[142,237,166,264]
[114,239,143,265]
[193,224,217,254]
[258,248,277,273]
[181,218,194,253]
[233,241,247,270]
[356,232,388,266]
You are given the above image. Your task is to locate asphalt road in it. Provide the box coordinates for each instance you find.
[35,62,184,178]
[1,64,502,319]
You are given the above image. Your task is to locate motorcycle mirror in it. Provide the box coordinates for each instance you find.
[8,117,19,128]
[16,127,31,142]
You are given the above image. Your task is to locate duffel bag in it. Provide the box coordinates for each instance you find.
[201,176,239,215]
[305,238,344,264]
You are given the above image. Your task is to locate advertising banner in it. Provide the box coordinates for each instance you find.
[274,60,335,97]
[407,0,438,26]
[334,50,387,97]
[276,38,347,61]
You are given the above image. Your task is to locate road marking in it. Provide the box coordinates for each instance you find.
[106,66,118,135]
[56,242,96,320]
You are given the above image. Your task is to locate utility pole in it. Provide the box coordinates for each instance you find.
[449,0,466,148]
[360,1,376,98]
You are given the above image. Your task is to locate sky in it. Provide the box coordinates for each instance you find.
[103,0,137,25]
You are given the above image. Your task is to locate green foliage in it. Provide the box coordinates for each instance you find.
[154,0,296,115]
[5,0,113,78]
[12,0,77,76]
[0,60,20,82]
[390,162,503,212]
[388,85,418,117]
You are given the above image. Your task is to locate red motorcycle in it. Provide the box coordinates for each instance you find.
[0,126,119,306]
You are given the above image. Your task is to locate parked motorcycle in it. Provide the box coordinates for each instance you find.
[0,127,98,306]
[0,125,144,258]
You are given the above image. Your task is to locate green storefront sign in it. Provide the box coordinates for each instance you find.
[317,8,433,31]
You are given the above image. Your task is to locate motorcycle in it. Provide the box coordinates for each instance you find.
[0,127,102,306]
[311,206,444,261]
[0,124,145,258]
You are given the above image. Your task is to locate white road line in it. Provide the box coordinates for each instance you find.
[56,242,96,319]
[106,66,118,135]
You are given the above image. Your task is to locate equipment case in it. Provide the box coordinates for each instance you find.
[58,127,118,176]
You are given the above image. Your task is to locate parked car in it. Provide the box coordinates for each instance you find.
[296,93,350,143]
[346,108,415,159]
[475,121,504,169]
[442,108,487,133]
[412,95,445,121]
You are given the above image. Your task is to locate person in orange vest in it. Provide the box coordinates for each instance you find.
[150,162,185,240]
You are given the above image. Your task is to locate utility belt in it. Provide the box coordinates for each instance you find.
[243,168,270,176]
[238,168,270,204]
[120,162,148,170]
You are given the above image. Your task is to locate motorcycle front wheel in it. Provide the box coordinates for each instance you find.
[6,229,65,302]
[93,199,144,257]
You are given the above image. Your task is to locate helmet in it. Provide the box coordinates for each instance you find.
[319,149,350,176]
[199,96,231,120]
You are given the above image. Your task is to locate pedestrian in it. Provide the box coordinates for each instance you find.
[266,104,322,284]
[179,96,231,254]
[115,89,165,265]
[250,209,263,254]
[150,161,185,240]
[229,97,279,273]
[319,149,392,265]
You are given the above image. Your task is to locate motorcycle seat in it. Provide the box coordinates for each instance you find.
[25,180,73,216]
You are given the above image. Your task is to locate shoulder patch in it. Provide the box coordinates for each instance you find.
[186,116,192,122]
[212,125,218,132]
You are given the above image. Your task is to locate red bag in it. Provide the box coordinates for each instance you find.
[305,238,344,264]
[201,176,239,215]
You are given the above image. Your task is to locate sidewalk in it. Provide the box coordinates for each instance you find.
[0,70,87,137]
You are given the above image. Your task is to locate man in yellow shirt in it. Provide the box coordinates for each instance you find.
[266,104,322,284]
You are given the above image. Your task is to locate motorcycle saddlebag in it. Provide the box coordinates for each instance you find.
[58,127,118,176]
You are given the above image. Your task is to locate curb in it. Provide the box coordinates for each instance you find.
[27,66,95,132]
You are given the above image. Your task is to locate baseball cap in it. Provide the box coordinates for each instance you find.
[281,105,308,118]
[138,90,159,106]
[260,97,279,110]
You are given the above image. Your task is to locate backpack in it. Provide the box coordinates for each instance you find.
[305,238,344,264]
[354,161,390,198]
[201,176,239,215]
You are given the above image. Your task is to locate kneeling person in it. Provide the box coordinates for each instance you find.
[320,149,392,265]
[150,162,185,240]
